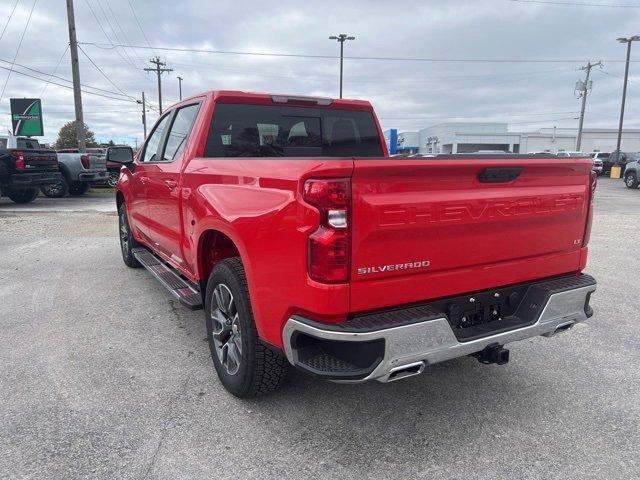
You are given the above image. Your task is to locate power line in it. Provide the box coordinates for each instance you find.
[95,0,138,69]
[509,0,640,7]
[126,0,157,57]
[104,0,147,68]
[79,41,640,63]
[0,64,138,103]
[0,0,37,104]
[40,45,69,97]
[77,44,139,102]
[82,0,149,81]
[0,0,20,43]
[0,57,132,98]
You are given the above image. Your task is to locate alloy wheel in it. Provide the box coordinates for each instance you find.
[211,283,243,375]
[108,171,119,188]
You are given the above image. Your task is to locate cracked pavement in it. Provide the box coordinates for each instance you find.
[0,179,639,479]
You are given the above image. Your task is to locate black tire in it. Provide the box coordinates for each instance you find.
[40,175,68,198]
[107,170,120,188]
[625,172,639,189]
[205,257,288,398]
[7,188,38,204]
[118,203,141,268]
[69,182,89,196]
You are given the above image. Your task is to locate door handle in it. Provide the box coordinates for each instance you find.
[164,180,178,189]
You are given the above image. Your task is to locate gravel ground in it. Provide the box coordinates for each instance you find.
[0,178,638,479]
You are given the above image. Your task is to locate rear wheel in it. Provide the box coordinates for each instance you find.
[118,204,141,268]
[107,170,120,188]
[625,172,639,189]
[69,182,89,196]
[7,188,38,203]
[205,258,288,398]
[40,175,68,198]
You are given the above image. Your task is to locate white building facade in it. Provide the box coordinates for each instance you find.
[385,123,640,154]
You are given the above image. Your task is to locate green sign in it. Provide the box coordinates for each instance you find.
[10,98,44,136]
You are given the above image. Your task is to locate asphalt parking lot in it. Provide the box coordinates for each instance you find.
[1,179,639,479]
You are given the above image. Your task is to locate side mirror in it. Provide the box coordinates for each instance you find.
[106,146,134,164]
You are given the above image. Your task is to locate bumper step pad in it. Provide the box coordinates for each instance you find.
[132,248,203,310]
[283,274,597,382]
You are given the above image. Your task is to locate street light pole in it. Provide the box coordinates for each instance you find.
[614,36,640,164]
[177,76,183,101]
[329,34,355,98]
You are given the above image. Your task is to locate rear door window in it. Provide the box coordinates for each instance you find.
[204,103,382,157]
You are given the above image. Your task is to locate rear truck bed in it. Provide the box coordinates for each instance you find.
[282,154,597,382]
[0,149,61,188]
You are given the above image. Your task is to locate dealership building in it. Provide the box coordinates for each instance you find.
[384,122,640,155]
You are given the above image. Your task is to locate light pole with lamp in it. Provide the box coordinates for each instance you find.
[329,34,355,99]
[613,36,640,178]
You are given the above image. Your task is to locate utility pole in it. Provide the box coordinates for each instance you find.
[65,0,86,152]
[144,57,172,114]
[614,36,640,165]
[575,61,602,151]
[137,91,147,138]
[329,34,355,98]
[177,76,183,101]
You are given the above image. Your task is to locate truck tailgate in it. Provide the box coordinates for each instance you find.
[88,154,106,170]
[350,157,592,312]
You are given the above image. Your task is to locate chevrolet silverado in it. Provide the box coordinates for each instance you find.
[113,91,597,398]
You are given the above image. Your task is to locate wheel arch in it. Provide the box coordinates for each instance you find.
[197,229,244,288]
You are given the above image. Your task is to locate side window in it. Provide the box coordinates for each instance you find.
[142,114,171,163]
[162,104,200,161]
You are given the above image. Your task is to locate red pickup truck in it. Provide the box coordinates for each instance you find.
[114,91,597,398]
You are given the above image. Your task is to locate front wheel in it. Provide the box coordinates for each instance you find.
[205,258,288,398]
[7,188,38,203]
[625,172,639,189]
[118,204,141,268]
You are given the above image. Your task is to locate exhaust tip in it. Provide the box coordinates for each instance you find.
[542,321,575,337]
[388,361,425,382]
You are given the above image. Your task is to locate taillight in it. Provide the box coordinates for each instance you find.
[303,178,350,283]
[80,155,90,169]
[11,151,25,170]
[583,170,597,246]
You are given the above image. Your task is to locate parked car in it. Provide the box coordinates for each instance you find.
[0,135,61,203]
[589,153,604,175]
[113,91,597,398]
[623,152,640,189]
[591,151,629,175]
[556,151,589,157]
[41,150,107,197]
[59,147,121,188]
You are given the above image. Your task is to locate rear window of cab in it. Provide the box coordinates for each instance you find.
[204,103,383,158]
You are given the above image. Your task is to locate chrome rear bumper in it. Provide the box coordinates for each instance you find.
[282,275,596,383]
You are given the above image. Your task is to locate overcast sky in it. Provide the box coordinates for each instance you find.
[2,0,640,146]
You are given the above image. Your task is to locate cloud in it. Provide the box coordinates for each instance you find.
[1,0,640,145]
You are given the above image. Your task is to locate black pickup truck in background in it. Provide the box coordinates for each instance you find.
[0,136,61,203]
